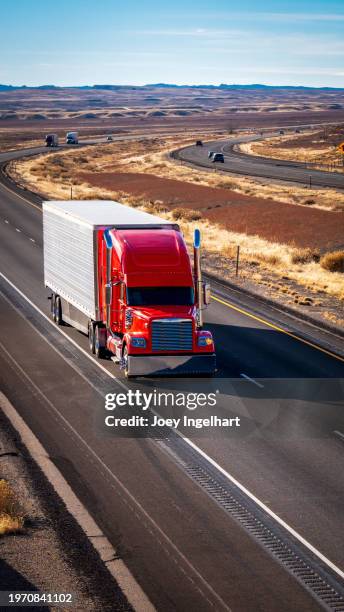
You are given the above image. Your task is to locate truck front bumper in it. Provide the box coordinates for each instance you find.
[127,353,216,377]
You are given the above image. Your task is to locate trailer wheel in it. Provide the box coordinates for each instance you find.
[54,296,62,325]
[88,323,95,354]
[95,325,106,359]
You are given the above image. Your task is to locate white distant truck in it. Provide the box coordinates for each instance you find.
[66,131,79,145]
[45,133,59,147]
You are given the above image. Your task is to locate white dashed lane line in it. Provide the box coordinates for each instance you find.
[2,217,36,244]
[334,430,344,443]
[240,373,264,388]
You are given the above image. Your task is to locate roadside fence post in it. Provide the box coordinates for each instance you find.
[236,245,240,277]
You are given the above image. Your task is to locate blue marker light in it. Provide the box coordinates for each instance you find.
[194,228,201,248]
[104,229,113,248]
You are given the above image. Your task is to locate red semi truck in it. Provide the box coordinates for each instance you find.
[43,200,216,377]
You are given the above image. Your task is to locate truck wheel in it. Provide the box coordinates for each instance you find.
[88,323,95,354]
[95,325,106,359]
[54,296,62,325]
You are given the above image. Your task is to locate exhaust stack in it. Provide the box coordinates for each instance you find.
[104,229,113,329]
[193,228,203,328]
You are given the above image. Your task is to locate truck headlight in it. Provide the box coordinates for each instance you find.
[198,336,213,347]
[131,337,146,348]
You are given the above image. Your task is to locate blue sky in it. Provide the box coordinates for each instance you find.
[1,0,344,87]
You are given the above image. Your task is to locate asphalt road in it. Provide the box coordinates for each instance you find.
[175,133,344,189]
[0,144,344,610]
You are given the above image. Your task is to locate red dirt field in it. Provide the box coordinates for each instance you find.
[79,171,344,250]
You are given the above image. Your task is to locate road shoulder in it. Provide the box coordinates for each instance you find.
[0,391,136,611]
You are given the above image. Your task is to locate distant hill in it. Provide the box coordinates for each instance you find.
[1,83,344,91]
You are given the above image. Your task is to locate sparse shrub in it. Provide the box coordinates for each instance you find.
[171,208,202,221]
[303,198,315,206]
[145,201,169,214]
[0,479,24,535]
[50,156,66,167]
[217,180,236,190]
[171,207,186,220]
[154,204,169,213]
[259,254,281,266]
[183,209,202,221]
[320,251,344,272]
[291,248,320,264]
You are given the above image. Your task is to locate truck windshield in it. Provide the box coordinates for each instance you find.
[127,286,194,306]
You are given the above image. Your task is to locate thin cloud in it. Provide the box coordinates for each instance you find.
[258,12,344,22]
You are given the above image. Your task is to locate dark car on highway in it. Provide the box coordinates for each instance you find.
[196,140,203,146]
[212,153,224,163]
[208,151,215,159]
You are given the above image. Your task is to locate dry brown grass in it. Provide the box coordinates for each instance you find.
[171,207,202,221]
[12,133,344,211]
[0,479,24,535]
[291,248,320,264]
[320,251,344,273]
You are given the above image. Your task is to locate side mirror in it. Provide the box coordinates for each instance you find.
[203,282,211,306]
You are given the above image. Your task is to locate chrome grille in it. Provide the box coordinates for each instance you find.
[151,319,193,351]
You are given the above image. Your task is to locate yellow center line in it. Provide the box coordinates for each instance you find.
[212,295,344,364]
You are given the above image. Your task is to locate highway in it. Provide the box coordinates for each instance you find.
[1,144,344,610]
[174,133,344,190]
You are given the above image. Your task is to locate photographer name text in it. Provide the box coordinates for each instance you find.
[105,415,240,429]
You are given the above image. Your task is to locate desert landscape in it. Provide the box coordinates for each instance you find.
[9,109,344,325]
[2,85,344,327]
[2,84,344,151]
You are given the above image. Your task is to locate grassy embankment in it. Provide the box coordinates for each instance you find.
[239,128,344,172]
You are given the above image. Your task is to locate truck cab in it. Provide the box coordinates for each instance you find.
[98,227,215,376]
[66,131,79,144]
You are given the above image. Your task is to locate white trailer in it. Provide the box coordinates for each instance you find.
[42,200,172,330]
[45,134,59,147]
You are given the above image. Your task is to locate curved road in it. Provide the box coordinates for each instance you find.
[175,133,344,189]
[1,143,344,610]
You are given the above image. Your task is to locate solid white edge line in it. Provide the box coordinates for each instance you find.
[333,430,344,442]
[0,271,127,391]
[240,373,264,388]
[1,270,344,582]
[0,391,154,612]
